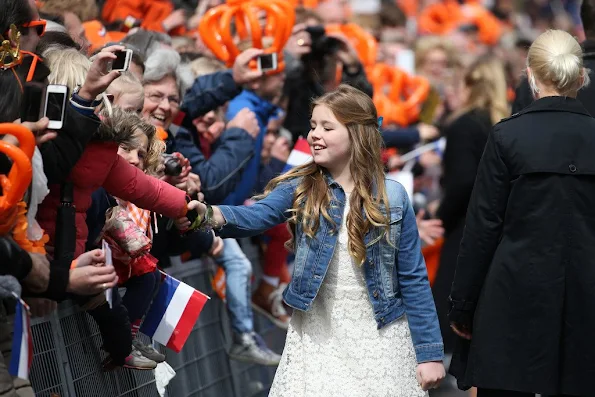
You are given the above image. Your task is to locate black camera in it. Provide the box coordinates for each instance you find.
[163,154,183,177]
[305,25,343,56]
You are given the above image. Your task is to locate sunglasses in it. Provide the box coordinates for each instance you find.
[22,19,46,37]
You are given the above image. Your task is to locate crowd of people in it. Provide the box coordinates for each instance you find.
[0,0,593,396]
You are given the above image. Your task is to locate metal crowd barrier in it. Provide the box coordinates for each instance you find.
[29,239,285,397]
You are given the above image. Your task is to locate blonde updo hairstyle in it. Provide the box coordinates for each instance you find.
[527,30,590,97]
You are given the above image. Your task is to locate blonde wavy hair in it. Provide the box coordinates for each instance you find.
[99,107,164,175]
[261,84,391,265]
[448,55,509,125]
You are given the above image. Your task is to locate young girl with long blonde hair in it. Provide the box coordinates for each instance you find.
[182,84,445,395]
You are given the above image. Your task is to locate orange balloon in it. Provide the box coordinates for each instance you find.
[198,0,295,73]
[370,64,430,126]
[0,142,32,213]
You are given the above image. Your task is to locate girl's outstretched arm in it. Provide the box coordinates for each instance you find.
[183,180,298,239]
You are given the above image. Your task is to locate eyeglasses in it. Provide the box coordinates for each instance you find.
[22,19,46,37]
[145,92,180,108]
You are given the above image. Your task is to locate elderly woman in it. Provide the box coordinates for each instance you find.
[449,29,595,397]
[141,48,259,202]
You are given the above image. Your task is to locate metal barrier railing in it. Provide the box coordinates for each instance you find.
[29,240,284,397]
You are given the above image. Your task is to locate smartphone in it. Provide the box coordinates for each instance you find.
[20,83,44,123]
[395,48,415,76]
[111,49,132,72]
[44,84,68,130]
[257,53,278,73]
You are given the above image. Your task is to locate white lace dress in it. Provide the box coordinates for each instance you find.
[269,195,427,397]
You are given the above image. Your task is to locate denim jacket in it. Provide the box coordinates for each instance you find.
[218,175,444,363]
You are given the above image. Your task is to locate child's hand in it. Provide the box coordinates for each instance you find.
[209,237,224,257]
[416,361,445,391]
[175,200,207,231]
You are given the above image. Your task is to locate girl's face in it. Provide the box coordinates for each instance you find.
[113,92,144,113]
[117,131,148,170]
[308,104,351,175]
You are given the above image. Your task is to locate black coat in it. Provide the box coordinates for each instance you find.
[449,96,595,396]
[434,109,492,353]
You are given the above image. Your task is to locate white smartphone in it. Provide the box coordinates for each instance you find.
[110,49,132,72]
[395,48,415,76]
[257,53,278,73]
[44,84,68,130]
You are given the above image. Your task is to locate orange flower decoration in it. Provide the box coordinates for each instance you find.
[198,0,295,73]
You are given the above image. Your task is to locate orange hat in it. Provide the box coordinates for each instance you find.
[198,0,295,74]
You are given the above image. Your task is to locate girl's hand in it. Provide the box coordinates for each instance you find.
[416,361,445,391]
[175,200,207,231]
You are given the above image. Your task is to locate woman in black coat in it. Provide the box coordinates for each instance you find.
[449,30,595,397]
[435,55,509,354]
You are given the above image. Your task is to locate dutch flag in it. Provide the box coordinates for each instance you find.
[283,137,313,173]
[9,297,32,380]
[140,273,209,353]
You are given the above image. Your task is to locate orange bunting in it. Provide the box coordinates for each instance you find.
[369,64,430,127]
[198,0,295,73]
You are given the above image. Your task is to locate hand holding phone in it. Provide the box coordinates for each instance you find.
[110,49,132,72]
[257,53,278,73]
[43,84,68,130]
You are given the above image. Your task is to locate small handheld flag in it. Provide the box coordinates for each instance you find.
[140,273,209,353]
[8,295,32,380]
[282,137,312,173]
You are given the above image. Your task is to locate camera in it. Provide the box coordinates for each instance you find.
[163,154,183,177]
[305,25,343,56]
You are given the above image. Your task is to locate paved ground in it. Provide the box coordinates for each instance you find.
[430,376,468,397]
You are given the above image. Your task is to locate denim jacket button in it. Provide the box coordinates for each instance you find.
[373,290,379,299]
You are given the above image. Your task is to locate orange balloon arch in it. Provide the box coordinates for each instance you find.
[0,124,34,214]
[0,123,48,254]
[199,0,295,72]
